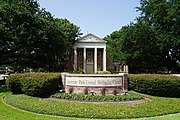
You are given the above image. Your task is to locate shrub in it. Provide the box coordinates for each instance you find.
[52,91,144,102]
[6,73,60,97]
[6,74,23,94]
[0,70,6,74]
[0,80,5,86]
[129,74,180,97]
[96,71,111,74]
[37,68,48,72]
[66,70,83,74]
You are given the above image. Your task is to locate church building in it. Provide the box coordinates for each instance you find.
[66,33,128,74]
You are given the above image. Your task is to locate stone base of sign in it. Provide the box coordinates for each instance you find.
[61,73,128,95]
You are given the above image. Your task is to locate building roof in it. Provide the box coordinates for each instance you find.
[78,33,107,43]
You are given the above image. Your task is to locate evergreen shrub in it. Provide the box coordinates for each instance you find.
[96,71,111,74]
[6,73,60,97]
[0,70,6,74]
[129,74,180,97]
[6,74,23,94]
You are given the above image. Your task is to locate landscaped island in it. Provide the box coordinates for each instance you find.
[2,73,180,119]
[3,90,180,119]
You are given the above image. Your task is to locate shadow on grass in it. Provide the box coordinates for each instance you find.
[0,85,8,93]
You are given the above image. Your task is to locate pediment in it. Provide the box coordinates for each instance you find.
[78,33,107,43]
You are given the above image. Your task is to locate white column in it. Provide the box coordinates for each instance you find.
[103,47,106,71]
[124,65,126,73]
[94,47,97,73]
[125,65,128,73]
[74,47,77,71]
[83,48,86,73]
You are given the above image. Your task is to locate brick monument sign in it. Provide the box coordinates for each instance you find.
[61,73,128,95]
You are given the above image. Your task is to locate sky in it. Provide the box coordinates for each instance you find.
[38,0,140,38]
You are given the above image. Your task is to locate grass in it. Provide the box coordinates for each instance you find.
[52,91,144,102]
[0,86,77,120]
[3,88,180,119]
[1,86,180,120]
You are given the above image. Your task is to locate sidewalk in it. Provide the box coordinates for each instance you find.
[170,74,180,77]
[0,74,9,80]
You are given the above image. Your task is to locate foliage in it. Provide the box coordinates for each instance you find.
[37,68,48,72]
[66,70,83,74]
[0,0,81,72]
[4,91,180,119]
[129,74,180,97]
[0,0,41,65]
[137,0,180,72]
[26,18,81,72]
[96,71,111,74]
[0,70,6,74]
[105,22,162,73]
[52,91,144,102]
[0,75,7,85]
[6,73,60,97]
[105,0,180,73]
[6,74,22,94]
[0,85,8,93]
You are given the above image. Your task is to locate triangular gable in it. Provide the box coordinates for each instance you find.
[78,33,107,43]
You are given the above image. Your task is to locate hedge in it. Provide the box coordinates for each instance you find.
[129,74,180,97]
[6,73,60,97]
[0,70,6,74]
[96,71,111,74]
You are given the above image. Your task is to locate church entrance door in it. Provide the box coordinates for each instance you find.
[86,58,93,74]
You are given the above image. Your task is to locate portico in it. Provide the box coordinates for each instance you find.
[73,34,107,73]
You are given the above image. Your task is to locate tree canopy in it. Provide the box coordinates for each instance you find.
[0,0,81,72]
[106,22,162,73]
[106,0,180,73]
[137,0,180,72]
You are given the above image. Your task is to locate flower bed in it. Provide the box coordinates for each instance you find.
[52,91,144,102]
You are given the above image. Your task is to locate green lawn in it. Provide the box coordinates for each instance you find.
[0,86,180,120]
[0,88,75,120]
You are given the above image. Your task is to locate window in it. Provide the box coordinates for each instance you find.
[87,51,92,57]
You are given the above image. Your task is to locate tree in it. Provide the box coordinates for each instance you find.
[21,10,66,71]
[0,0,81,72]
[105,22,162,73]
[137,0,180,72]
[54,18,81,71]
[106,0,180,73]
[27,17,81,72]
[0,0,42,65]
